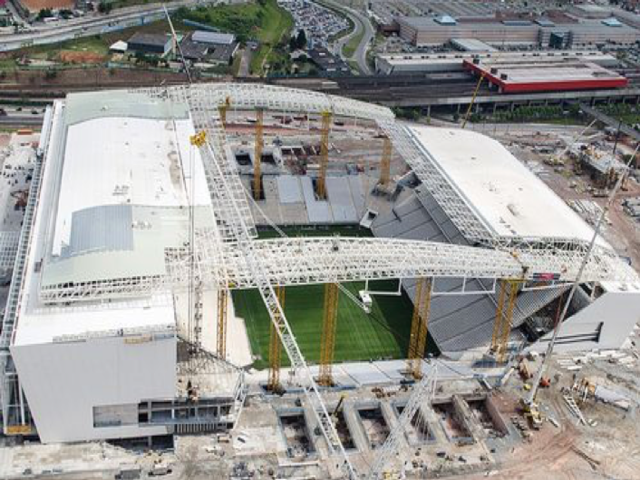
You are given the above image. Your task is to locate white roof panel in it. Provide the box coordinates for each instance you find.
[408,125,603,244]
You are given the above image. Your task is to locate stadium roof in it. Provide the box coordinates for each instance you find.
[13,90,214,345]
[407,125,606,244]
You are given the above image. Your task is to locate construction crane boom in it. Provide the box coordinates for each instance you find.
[368,364,438,480]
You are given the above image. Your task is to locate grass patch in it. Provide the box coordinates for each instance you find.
[234,280,437,370]
[342,22,363,58]
[176,0,293,76]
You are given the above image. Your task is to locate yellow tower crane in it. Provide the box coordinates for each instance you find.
[407,278,433,379]
[219,96,231,128]
[490,279,520,363]
[267,286,285,392]
[254,108,264,201]
[318,282,340,386]
[461,72,486,129]
[379,136,392,186]
[316,111,333,199]
[217,289,229,359]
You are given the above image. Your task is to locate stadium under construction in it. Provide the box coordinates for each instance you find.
[0,84,639,477]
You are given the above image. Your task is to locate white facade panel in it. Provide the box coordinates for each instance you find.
[11,332,176,443]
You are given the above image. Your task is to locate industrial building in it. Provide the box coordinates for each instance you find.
[126,33,173,56]
[0,83,637,455]
[464,56,629,93]
[374,50,619,75]
[395,16,640,47]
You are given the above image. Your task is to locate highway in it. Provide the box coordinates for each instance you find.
[0,0,211,52]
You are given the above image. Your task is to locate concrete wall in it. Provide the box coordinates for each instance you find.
[11,331,176,443]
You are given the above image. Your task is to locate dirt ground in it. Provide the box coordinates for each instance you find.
[0,67,192,93]
[20,0,74,12]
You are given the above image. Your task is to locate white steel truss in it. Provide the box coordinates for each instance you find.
[179,86,356,477]
[38,236,638,303]
[0,232,20,271]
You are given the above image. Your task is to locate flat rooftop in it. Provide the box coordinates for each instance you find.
[464,58,628,93]
[377,50,617,67]
[13,90,216,346]
[407,125,606,244]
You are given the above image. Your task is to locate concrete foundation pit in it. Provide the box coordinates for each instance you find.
[334,410,357,451]
[395,403,435,445]
[357,405,390,449]
[466,396,509,437]
[278,411,315,459]
[433,400,473,444]
[235,152,252,166]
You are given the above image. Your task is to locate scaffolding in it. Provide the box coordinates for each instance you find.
[267,286,285,392]
[254,109,264,201]
[490,280,520,363]
[379,136,392,186]
[318,283,340,386]
[316,111,332,199]
[407,278,432,379]
[219,96,231,128]
[217,289,229,359]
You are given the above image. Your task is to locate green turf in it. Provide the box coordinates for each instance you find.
[234,280,429,370]
[342,24,364,59]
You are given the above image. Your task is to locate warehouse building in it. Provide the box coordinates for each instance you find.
[127,33,173,56]
[396,16,640,47]
[463,57,628,93]
[375,50,619,75]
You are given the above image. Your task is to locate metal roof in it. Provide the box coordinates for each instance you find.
[192,30,235,45]
[62,205,133,258]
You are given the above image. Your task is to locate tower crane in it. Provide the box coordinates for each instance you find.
[525,142,639,414]
[316,110,332,199]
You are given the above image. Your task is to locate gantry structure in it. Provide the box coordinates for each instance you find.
[1,83,637,476]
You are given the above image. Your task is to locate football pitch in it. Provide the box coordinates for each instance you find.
[233,279,438,370]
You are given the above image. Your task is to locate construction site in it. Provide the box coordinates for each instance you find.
[0,82,639,480]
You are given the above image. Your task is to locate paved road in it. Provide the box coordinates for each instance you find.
[322,0,373,75]
[0,0,211,52]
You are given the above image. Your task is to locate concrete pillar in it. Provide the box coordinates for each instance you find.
[636,96,639,106]
[474,103,480,114]
[510,102,515,112]
[426,105,431,118]
[456,104,461,114]
[493,103,497,115]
